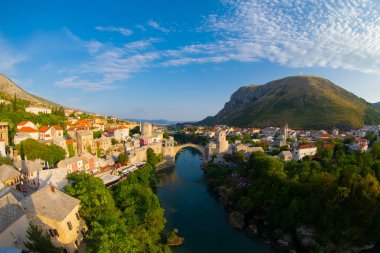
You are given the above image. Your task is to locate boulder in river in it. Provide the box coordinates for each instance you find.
[228,211,245,229]
[296,226,320,251]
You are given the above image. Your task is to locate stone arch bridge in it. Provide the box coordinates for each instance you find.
[162,143,207,166]
[174,143,206,160]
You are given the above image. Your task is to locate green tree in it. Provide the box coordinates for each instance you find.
[93,130,102,139]
[118,153,129,165]
[67,143,75,157]
[24,224,63,253]
[147,148,160,167]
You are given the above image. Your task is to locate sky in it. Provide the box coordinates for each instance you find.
[1,0,380,121]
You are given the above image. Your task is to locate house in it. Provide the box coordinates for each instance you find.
[82,153,96,173]
[262,127,279,136]
[92,136,111,153]
[17,127,39,140]
[0,122,9,145]
[0,164,21,187]
[21,186,86,253]
[25,106,52,114]
[292,144,317,161]
[0,187,29,249]
[16,121,37,130]
[14,160,43,184]
[57,156,84,173]
[39,126,53,140]
[279,151,293,161]
[349,138,368,152]
[114,126,130,141]
[0,138,5,156]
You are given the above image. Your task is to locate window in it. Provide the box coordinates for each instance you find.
[75,212,80,220]
[53,229,59,237]
[67,221,73,230]
[49,229,55,237]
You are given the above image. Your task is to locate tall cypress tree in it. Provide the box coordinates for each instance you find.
[12,93,17,111]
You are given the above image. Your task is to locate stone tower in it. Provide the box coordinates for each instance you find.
[0,122,9,145]
[216,131,228,153]
[141,122,152,138]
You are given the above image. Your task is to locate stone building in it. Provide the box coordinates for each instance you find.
[0,165,21,187]
[206,131,229,161]
[21,185,86,253]
[141,122,153,138]
[0,122,9,145]
[76,130,93,155]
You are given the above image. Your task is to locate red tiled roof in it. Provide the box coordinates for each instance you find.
[66,140,74,144]
[39,126,50,133]
[53,125,63,130]
[118,125,128,129]
[17,121,30,126]
[297,144,317,150]
[0,138,4,142]
[18,127,38,133]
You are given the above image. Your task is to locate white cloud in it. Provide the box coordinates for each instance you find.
[95,26,133,36]
[147,20,170,33]
[202,0,380,74]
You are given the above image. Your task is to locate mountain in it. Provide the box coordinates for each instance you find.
[125,118,188,125]
[374,102,380,110]
[0,73,61,108]
[200,76,380,129]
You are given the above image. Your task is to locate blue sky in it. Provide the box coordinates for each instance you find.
[1,0,380,121]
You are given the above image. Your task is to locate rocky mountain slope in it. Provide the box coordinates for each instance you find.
[0,73,61,108]
[374,102,380,110]
[200,76,380,129]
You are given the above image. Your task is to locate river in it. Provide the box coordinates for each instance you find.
[156,148,279,253]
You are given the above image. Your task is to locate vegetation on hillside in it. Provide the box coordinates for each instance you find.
[205,141,380,251]
[24,224,64,253]
[201,76,380,129]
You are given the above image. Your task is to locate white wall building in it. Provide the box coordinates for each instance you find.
[114,126,130,141]
[25,106,52,114]
[0,139,5,156]
[293,144,317,161]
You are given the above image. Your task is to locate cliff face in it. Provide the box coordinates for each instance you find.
[0,74,61,107]
[200,76,380,129]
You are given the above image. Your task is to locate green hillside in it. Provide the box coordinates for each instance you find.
[374,102,380,110]
[200,76,380,129]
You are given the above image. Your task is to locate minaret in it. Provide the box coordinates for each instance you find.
[284,122,288,140]
[139,121,142,135]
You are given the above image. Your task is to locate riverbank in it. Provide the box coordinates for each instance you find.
[203,148,380,253]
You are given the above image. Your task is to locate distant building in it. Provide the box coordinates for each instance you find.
[279,151,293,161]
[292,144,317,161]
[332,127,339,136]
[25,106,52,114]
[349,138,368,152]
[0,122,9,145]
[21,186,86,253]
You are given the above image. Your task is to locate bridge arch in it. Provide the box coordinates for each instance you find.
[173,143,206,161]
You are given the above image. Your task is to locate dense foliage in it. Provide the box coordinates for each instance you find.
[65,163,169,253]
[24,224,64,253]
[18,139,66,166]
[147,148,163,168]
[173,132,209,146]
[205,141,380,251]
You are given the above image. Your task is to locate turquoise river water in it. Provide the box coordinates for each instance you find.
[156,148,280,253]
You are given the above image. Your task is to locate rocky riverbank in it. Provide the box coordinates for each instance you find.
[205,170,377,253]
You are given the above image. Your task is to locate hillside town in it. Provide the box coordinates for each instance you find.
[1,103,380,252]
